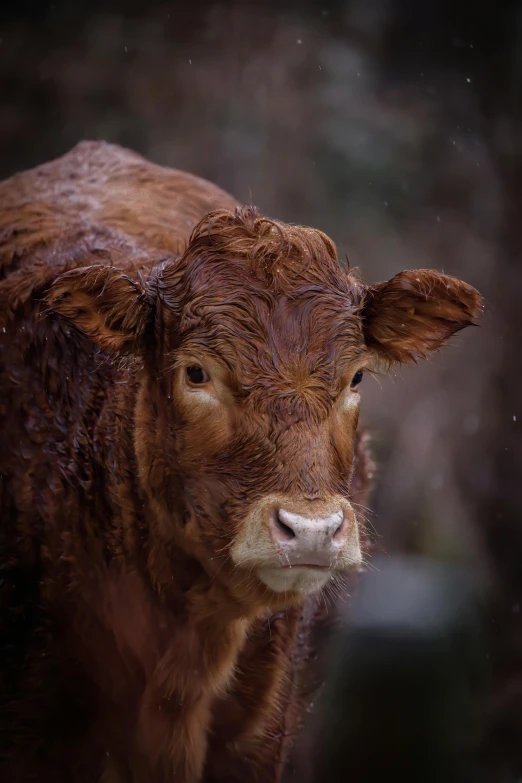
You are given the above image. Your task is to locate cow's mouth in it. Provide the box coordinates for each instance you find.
[256,564,333,594]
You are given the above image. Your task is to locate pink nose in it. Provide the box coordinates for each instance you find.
[270,507,345,567]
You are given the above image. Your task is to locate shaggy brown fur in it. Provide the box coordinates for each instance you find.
[0,141,482,782]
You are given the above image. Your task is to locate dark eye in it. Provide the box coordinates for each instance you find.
[186,366,210,385]
[351,370,363,388]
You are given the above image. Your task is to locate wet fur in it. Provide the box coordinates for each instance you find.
[0,141,481,782]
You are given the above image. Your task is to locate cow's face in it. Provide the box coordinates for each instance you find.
[48,208,482,602]
[165,275,367,596]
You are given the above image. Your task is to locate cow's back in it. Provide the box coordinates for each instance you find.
[0,140,238,280]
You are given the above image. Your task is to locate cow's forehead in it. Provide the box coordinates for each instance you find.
[176,282,366,383]
[166,221,368,387]
[178,252,359,316]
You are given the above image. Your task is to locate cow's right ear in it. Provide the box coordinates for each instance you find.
[46,265,153,355]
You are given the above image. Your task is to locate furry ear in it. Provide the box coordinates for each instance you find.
[46,265,152,355]
[360,269,482,364]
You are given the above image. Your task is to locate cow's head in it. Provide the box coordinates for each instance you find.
[48,208,482,605]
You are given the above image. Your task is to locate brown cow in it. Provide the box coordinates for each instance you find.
[0,141,481,783]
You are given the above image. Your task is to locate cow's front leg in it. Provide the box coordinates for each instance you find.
[203,608,302,783]
[131,616,248,783]
[134,682,210,783]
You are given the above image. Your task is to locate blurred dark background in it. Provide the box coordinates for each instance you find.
[0,0,520,778]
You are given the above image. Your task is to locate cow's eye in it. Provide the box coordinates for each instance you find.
[186,366,210,385]
[351,370,363,388]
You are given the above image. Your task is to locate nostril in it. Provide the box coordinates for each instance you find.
[275,511,296,540]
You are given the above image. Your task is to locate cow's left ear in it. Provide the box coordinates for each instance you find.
[360,269,482,365]
[46,265,153,355]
